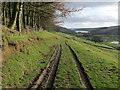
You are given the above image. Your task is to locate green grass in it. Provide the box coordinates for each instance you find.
[56,32,114,49]
[100,35,118,42]
[2,31,60,88]
[54,40,83,88]
[105,42,119,48]
[2,30,119,88]
[67,40,118,88]
[56,32,118,88]
[29,31,58,39]
[2,31,59,46]
[8,36,29,45]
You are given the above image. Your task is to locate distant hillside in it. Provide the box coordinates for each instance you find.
[71,26,118,35]
[90,26,118,35]
[53,25,75,35]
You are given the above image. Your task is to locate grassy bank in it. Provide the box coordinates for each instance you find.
[2,29,61,88]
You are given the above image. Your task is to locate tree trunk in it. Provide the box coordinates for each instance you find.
[10,2,19,30]
[26,3,29,26]
[18,2,23,33]
[11,11,18,30]
[22,2,26,28]
[8,2,11,26]
[2,2,6,25]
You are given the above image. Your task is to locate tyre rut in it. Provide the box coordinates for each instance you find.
[27,44,61,89]
[66,42,94,89]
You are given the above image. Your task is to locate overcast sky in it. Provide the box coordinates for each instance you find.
[59,2,118,29]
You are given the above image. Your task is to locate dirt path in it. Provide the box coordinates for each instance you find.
[66,42,94,89]
[27,44,61,89]
[27,42,93,89]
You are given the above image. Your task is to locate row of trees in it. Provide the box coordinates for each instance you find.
[2,2,82,33]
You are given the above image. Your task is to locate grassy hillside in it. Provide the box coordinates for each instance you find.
[90,26,118,35]
[2,27,119,88]
[55,32,118,88]
[71,26,118,35]
[2,27,61,88]
[53,25,74,35]
[67,40,118,88]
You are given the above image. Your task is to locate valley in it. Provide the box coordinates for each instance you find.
[1,2,119,89]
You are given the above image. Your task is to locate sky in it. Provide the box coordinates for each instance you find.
[59,2,119,29]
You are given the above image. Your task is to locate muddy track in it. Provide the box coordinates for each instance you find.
[66,42,94,89]
[27,44,61,89]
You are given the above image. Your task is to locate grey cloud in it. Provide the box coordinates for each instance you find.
[65,2,117,8]
[64,15,117,23]
[61,2,118,28]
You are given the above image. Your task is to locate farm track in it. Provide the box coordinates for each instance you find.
[27,44,61,90]
[66,42,94,89]
[27,41,93,89]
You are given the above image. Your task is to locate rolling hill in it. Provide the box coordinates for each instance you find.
[53,25,75,35]
[2,26,119,88]
[70,26,119,35]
